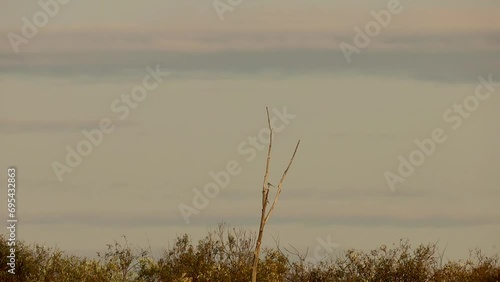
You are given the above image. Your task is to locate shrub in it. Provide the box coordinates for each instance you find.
[1,227,499,281]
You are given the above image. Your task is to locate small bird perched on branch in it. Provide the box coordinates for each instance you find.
[266,183,275,204]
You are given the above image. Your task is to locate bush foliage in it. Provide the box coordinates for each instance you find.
[1,224,499,281]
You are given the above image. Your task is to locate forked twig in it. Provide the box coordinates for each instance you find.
[251,107,300,282]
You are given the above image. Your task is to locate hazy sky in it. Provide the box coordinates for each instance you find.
[1,0,499,261]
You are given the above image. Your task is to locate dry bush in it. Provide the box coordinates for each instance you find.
[1,229,499,281]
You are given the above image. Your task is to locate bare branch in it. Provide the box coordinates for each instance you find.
[251,107,300,282]
[264,140,301,223]
[283,243,308,263]
[262,107,273,207]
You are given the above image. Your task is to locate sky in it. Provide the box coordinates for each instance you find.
[0,0,499,261]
